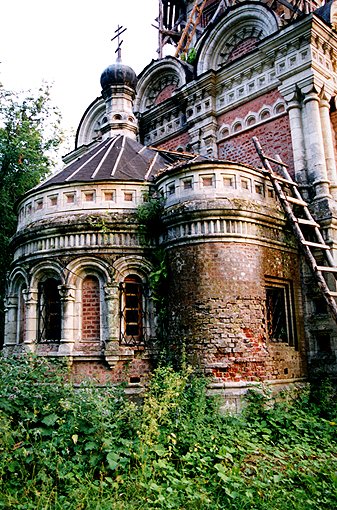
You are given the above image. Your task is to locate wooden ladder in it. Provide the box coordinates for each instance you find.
[174,0,207,58]
[253,136,337,323]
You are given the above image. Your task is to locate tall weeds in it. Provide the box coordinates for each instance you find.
[0,355,337,509]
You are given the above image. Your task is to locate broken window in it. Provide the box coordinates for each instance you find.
[119,275,146,346]
[265,279,297,349]
[38,278,61,342]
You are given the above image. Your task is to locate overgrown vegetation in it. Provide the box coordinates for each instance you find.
[0,355,337,509]
[137,191,175,363]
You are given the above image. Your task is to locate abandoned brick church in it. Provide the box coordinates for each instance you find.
[4,0,337,406]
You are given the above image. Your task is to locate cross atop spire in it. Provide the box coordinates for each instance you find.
[111,25,127,62]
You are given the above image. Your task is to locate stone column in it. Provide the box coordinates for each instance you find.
[319,91,337,199]
[281,87,309,198]
[104,283,120,343]
[302,84,331,200]
[23,289,38,352]
[58,284,76,355]
[3,295,18,347]
[103,283,134,368]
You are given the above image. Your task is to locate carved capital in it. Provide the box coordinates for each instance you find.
[58,284,76,302]
[104,283,119,300]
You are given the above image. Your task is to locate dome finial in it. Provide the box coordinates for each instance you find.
[111,24,127,63]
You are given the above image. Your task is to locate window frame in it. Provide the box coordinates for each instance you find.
[119,275,147,347]
[265,277,297,349]
[37,277,62,343]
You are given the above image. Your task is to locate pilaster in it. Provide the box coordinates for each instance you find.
[22,289,38,352]
[58,284,76,355]
[3,295,18,346]
[319,89,337,199]
[301,81,331,200]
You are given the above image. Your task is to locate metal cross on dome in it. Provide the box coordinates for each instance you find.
[112,25,127,62]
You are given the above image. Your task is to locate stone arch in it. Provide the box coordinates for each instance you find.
[218,124,231,139]
[259,107,272,121]
[66,257,112,287]
[113,255,153,283]
[274,101,286,115]
[7,266,29,295]
[30,260,65,290]
[245,114,257,127]
[75,97,105,148]
[196,4,279,74]
[135,57,189,114]
[65,257,112,345]
[4,267,30,346]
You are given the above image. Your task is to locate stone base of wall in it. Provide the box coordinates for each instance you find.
[207,378,308,413]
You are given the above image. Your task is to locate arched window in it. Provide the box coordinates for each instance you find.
[120,275,145,346]
[38,278,61,342]
[82,275,101,341]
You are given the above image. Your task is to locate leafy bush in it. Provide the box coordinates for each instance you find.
[0,356,337,509]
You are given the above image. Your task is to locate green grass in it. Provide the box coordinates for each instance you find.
[0,355,337,509]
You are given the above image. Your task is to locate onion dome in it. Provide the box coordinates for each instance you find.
[100,61,138,92]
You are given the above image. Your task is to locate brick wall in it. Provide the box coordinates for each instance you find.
[71,358,152,386]
[166,241,306,382]
[218,115,294,177]
[154,131,191,151]
[82,275,100,341]
[155,84,178,105]
[227,38,258,63]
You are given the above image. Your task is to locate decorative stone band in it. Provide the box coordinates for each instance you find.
[13,229,143,262]
[156,160,281,207]
[160,214,296,251]
[16,181,150,230]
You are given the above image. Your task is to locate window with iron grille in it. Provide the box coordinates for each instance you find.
[38,278,61,343]
[119,275,147,346]
[265,279,297,349]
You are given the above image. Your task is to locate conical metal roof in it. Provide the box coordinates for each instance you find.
[37,135,175,189]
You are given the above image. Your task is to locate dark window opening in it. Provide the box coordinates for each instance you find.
[313,296,328,315]
[38,278,61,342]
[120,275,146,346]
[266,280,297,349]
[316,333,331,353]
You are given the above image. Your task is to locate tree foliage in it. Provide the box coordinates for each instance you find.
[0,84,63,341]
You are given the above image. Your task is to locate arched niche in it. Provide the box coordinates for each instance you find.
[196,3,280,75]
[135,57,191,114]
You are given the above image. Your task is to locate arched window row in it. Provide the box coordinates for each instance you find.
[218,101,286,140]
[5,263,153,349]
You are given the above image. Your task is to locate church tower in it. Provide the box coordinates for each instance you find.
[5,0,337,408]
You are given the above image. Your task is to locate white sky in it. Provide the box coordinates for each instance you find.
[0,0,159,137]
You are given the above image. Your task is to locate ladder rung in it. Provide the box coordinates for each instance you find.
[303,240,330,250]
[263,155,289,168]
[297,218,320,228]
[272,174,298,186]
[316,266,337,273]
[286,196,308,206]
